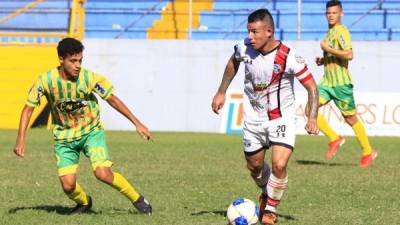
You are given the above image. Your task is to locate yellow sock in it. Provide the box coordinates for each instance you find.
[352,120,373,156]
[66,182,89,205]
[111,172,140,202]
[317,114,339,142]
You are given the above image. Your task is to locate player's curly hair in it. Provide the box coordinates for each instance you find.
[57,37,84,58]
[248,9,275,32]
[326,0,342,9]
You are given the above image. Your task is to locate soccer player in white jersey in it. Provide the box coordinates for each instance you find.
[212,9,319,225]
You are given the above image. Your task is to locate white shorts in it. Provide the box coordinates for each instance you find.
[243,116,296,154]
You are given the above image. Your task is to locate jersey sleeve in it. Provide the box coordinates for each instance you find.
[338,27,352,50]
[234,38,252,63]
[26,76,45,107]
[92,72,115,100]
[287,49,313,84]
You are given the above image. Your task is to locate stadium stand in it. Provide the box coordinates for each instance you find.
[195,0,400,40]
[0,0,399,40]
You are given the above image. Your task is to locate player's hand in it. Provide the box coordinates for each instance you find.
[315,57,324,66]
[305,119,319,135]
[14,140,25,158]
[211,93,226,114]
[136,123,153,141]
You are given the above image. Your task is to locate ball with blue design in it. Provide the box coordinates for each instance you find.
[227,198,259,225]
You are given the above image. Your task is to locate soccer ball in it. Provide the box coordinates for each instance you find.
[227,198,259,225]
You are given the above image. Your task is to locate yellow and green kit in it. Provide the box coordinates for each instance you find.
[319,24,355,115]
[27,67,114,175]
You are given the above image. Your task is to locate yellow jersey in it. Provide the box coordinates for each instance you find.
[26,67,114,142]
[321,24,353,87]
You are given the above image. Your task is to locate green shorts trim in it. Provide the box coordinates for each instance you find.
[54,130,112,176]
[319,84,356,116]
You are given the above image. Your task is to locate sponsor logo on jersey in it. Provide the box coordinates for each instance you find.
[95,83,105,94]
[273,64,281,73]
[340,34,346,46]
[36,87,43,101]
[56,99,87,113]
[253,83,268,91]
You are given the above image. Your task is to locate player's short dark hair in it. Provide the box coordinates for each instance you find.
[57,37,84,58]
[248,8,275,31]
[326,0,342,9]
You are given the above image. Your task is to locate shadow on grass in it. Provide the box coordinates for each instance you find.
[8,205,98,215]
[190,210,296,222]
[277,213,296,221]
[191,210,226,217]
[296,159,357,167]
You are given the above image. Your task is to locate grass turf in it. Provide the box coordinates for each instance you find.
[1,128,399,225]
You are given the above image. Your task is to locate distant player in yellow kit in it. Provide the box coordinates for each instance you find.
[14,37,153,214]
[316,0,377,167]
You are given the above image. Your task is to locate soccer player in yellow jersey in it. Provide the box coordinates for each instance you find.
[14,38,153,214]
[316,0,377,168]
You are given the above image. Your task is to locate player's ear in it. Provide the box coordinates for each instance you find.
[266,27,273,39]
[58,56,64,64]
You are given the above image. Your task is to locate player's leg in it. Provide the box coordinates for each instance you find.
[267,144,292,209]
[336,85,377,167]
[243,120,271,223]
[243,120,270,189]
[260,117,295,225]
[246,149,270,194]
[55,142,91,214]
[84,130,152,214]
[93,166,152,215]
[318,84,345,158]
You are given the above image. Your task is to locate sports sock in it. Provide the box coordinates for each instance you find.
[250,162,270,194]
[111,172,140,202]
[352,120,373,156]
[265,173,288,213]
[66,182,89,205]
[317,114,339,142]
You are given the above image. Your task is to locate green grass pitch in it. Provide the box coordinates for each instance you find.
[1,128,399,225]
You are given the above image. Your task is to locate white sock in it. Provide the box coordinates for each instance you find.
[265,173,288,213]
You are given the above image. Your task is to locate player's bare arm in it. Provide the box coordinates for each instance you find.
[14,105,35,157]
[106,94,153,140]
[320,39,353,60]
[302,78,319,135]
[212,54,240,114]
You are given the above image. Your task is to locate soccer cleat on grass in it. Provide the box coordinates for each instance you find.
[133,195,152,215]
[70,196,92,215]
[326,136,345,158]
[258,193,268,222]
[359,150,378,168]
[261,210,277,225]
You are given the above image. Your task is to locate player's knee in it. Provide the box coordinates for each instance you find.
[271,161,287,175]
[62,182,76,194]
[344,114,358,126]
[94,168,113,184]
[246,159,263,174]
